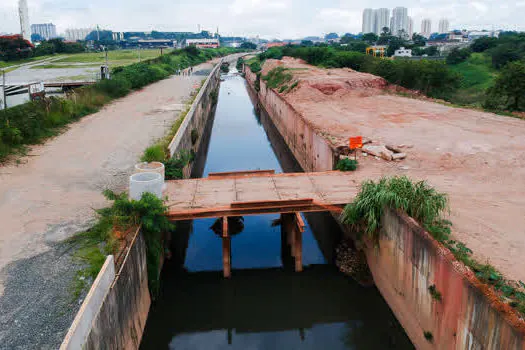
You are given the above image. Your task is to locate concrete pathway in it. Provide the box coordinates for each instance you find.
[0,59,216,349]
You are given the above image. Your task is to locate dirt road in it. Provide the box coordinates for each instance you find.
[0,60,216,349]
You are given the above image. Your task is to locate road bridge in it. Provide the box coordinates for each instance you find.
[165,170,357,277]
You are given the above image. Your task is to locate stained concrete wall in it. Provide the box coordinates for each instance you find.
[82,229,151,349]
[245,64,525,350]
[244,67,335,172]
[168,59,222,178]
[371,208,525,349]
[60,228,150,350]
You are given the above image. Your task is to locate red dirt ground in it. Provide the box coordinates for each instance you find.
[263,57,525,284]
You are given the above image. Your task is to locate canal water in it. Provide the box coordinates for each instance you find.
[140,66,413,349]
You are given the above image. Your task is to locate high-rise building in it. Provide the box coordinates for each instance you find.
[65,28,93,41]
[439,19,450,33]
[373,8,390,35]
[391,7,409,37]
[421,19,432,38]
[31,23,57,40]
[407,17,414,37]
[18,0,31,42]
[362,8,374,34]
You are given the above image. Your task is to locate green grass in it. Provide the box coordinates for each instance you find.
[448,53,496,106]
[0,54,65,69]
[30,63,101,69]
[54,49,168,64]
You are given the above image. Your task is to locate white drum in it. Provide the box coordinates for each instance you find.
[129,172,163,201]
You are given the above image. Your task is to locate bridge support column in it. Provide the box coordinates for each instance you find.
[222,216,231,278]
[280,213,304,272]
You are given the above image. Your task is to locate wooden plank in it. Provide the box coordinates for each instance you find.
[222,216,228,238]
[222,236,231,278]
[231,198,313,209]
[294,213,306,232]
[208,169,275,178]
[295,227,303,272]
[167,203,345,221]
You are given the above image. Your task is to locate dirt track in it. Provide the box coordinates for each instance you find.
[0,61,214,296]
[266,58,525,283]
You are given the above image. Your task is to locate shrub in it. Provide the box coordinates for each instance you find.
[165,150,194,180]
[263,67,293,89]
[94,77,132,98]
[141,144,167,163]
[336,158,358,171]
[341,176,449,243]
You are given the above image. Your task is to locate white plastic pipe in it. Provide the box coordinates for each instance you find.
[129,172,163,201]
[134,162,165,183]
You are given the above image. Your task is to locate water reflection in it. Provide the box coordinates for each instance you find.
[140,67,413,349]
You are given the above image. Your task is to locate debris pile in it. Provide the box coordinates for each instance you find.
[335,239,373,284]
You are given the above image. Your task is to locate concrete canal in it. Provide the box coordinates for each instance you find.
[139,65,413,349]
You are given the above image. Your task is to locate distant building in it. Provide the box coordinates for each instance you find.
[64,28,93,41]
[468,30,501,41]
[438,19,450,33]
[407,17,414,37]
[374,8,390,35]
[18,0,31,42]
[362,8,374,34]
[265,42,288,49]
[137,39,177,48]
[112,32,124,41]
[421,19,432,38]
[31,23,57,40]
[394,47,412,57]
[391,7,409,37]
[362,8,390,35]
[184,38,220,48]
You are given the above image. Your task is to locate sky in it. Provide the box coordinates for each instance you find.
[1,0,525,39]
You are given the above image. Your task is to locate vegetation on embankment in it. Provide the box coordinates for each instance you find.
[0,47,238,163]
[70,190,174,298]
[341,176,525,317]
[252,46,461,100]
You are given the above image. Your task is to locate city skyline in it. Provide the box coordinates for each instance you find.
[1,0,525,39]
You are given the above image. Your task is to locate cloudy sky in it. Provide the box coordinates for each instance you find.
[1,0,524,39]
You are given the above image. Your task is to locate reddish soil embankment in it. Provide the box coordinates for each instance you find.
[260,57,525,285]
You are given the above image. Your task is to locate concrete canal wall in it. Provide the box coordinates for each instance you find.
[244,64,525,350]
[169,58,223,178]
[244,68,335,172]
[60,229,150,350]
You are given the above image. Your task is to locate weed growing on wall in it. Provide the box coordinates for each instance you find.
[263,67,293,89]
[341,176,449,243]
[342,176,525,318]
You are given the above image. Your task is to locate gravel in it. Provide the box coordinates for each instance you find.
[0,241,86,350]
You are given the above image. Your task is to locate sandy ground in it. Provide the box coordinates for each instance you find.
[265,58,525,283]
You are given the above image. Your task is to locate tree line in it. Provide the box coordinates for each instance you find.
[0,37,84,62]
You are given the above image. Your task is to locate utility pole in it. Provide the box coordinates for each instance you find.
[1,69,6,110]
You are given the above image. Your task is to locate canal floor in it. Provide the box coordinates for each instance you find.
[140,67,413,349]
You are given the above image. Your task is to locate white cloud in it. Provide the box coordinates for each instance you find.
[0,0,524,39]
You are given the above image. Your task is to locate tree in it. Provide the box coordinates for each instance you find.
[490,43,521,68]
[446,47,471,64]
[340,34,356,44]
[386,37,406,56]
[471,36,498,52]
[485,61,525,111]
[377,27,392,45]
[325,33,339,40]
[424,46,439,56]
[301,40,314,47]
[240,42,257,50]
[362,32,378,44]
[412,33,426,47]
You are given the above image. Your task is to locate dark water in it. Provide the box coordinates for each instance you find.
[140,68,413,350]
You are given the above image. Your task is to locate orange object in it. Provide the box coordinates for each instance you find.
[349,136,363,149]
